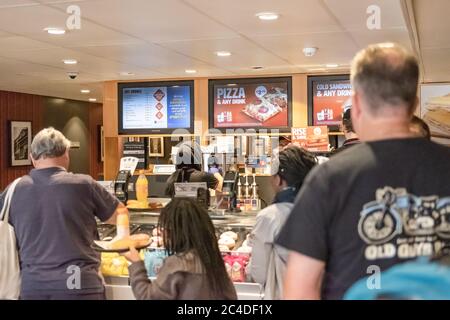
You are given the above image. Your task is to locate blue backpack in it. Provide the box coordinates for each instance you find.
[344,256,450,300]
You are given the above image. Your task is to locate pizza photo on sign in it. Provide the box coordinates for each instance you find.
[242,87,288,123]
[210,77,292,130]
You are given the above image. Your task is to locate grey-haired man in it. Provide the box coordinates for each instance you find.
[0,127,127,300]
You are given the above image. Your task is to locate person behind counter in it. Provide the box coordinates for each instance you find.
[122,198,237,300]
[247,145,317,299]
[165,141,223,196]
[0,127,127,300]
[332,103,360,155]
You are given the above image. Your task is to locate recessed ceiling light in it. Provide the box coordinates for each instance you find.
[326,64,339,68]
[63,59,78,65]
[81,89,90,94]
[303,47,318,57]
[308,68,327,72]
[89,98,97,102]
[185,69,197,74]
[119,72,135,76]
[44,27,66,35]
[256,12,279,21]
[379,42,395,48]
[227,83,237,86]
[216,51,231,57]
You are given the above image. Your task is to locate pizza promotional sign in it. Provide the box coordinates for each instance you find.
[312,79,352,126]
[291,126,329,152]
[212,81,289,128]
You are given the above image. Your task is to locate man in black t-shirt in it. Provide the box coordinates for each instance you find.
[276,43,450,300]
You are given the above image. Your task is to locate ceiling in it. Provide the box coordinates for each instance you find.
[0,0,445,102]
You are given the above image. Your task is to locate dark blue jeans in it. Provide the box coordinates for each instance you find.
[21,290,106,300]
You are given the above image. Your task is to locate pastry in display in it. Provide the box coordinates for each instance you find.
[126,199,149,209]
[220,231,238,241]
[152,227,162,237]
[148,202,164,210]
[219,245,230,252]
[151,236,163,247]
[98,234,151,251]
[218,237,236,250]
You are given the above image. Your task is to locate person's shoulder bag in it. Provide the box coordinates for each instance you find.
[0,178,22,300]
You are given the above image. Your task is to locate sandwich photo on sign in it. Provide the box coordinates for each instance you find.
[420,84,450,145]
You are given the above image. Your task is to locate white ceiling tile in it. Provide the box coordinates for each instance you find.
[0,3,67,34]
[323,0,407,31]
[0,36,57,51]
[50,0,238,42]
[414,0,450,48]
[0,1,38,9]
[252,32,358,66]
[350,27,412,50]
[184,0,341,36]
[158,37,289,71]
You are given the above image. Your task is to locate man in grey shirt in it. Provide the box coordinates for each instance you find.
[0,127,127,300]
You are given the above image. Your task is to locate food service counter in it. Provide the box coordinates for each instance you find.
[98,209,263,300]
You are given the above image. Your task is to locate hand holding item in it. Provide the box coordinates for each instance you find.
[121,245,141,263]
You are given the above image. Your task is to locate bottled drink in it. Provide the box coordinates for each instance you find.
[136,170,148,206]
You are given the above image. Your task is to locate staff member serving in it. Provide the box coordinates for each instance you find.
[165,141,223,196]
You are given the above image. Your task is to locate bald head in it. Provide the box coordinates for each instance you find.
[351,43,419,115]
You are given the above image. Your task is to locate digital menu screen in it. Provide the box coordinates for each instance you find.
[118,81,194,134]
[209,77,292,131]
[308,75,352,129]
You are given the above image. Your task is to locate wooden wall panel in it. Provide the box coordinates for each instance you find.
[0,90,103,189]
[0,91,43,190]
[88,102,104,180]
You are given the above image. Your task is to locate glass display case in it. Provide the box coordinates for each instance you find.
[97,210,263,300]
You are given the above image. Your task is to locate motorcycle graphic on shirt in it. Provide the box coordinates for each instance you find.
[358,187,450,245]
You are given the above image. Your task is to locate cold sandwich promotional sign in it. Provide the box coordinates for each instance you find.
[311,78,352,126]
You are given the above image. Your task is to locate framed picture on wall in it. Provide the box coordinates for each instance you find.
[420,83,450,146]
[9,120,32,166]
[148,137,164,157]
[98,125,104,162]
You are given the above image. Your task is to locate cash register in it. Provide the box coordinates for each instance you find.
[222,171,241,213]
[174,182,210,209]
[114,170,131,203]
[113,157,139,204]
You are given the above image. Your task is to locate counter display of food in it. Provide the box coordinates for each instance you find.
[97,207,263,300]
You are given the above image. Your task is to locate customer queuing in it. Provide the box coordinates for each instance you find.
[0,127,127,300]
[122,198,237,300]
[276,43,450,299]
[247,146,317,299]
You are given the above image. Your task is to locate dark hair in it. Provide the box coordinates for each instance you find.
[410,115,431,140]
[175,141,202,171]
[351,43,419,114]
[158,198,233,298]
[342,108,354,133]
[277,146,317,190]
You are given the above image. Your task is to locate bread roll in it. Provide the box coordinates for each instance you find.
[220,231,238,241]
[107,234,150,250]
[219,245,230,252]
[218,237,235,249]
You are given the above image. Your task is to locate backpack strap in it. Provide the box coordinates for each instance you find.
[0,178,22,222]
